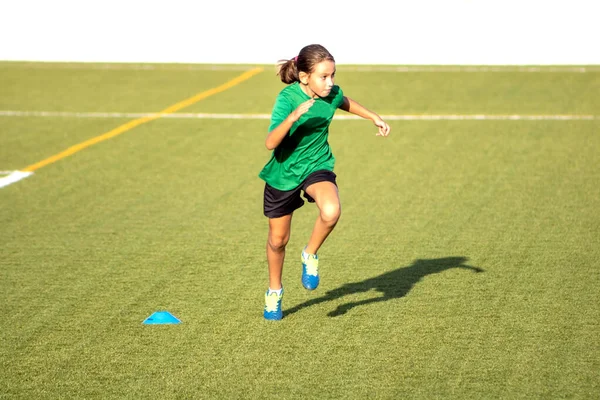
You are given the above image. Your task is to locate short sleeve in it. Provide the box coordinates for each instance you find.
[268,93,293,133]
[335,86,345,109]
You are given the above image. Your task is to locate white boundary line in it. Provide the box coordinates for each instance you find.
[1,63,599,73]
[340,66,599,73]
[0,110,596,121]
[0,171,33,188]
[0,63,259,71]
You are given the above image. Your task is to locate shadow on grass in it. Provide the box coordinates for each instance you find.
[285,256,484,318]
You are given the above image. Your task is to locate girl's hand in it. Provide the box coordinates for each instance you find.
[374,118,391,137]
[290,99,315,122]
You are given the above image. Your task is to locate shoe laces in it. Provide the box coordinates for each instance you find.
[264,292,282,312]
[303,253,319,276]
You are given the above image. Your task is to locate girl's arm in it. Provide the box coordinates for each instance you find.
[265,99,315,150]
[340,96,391,137]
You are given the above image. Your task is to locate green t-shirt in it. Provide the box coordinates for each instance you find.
[258,82,345,191]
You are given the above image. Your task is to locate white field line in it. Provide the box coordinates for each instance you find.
[1,63,599,73]
[0,63,260,71]
[0,110,596,121]
[0,171,33,188]
[341,66,599,73]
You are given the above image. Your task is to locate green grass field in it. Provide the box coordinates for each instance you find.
[1,61,599,399]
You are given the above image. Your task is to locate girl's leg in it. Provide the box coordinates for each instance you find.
[267,214,293,290]
[304,181,341,254]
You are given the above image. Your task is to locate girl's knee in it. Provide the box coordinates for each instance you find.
[268,232,289,252]
[320,202,341,224]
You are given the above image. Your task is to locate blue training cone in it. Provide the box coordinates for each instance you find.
[143,311,181,325]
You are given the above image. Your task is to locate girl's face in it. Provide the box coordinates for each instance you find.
[300,60,336,98]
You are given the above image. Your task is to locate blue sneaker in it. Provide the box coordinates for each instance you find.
[301,249,319,290]
[263,288,283,320]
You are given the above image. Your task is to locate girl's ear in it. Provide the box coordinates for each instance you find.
[299,71,309,85]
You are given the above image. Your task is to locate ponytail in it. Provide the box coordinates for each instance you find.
[276,58,299,84]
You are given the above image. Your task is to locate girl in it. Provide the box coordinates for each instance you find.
[259,44,390,320]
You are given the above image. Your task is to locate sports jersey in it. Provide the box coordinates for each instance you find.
[258,81,345,191]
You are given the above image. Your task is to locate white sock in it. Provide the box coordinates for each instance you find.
[303,249,315,259]
[268,287,283,295]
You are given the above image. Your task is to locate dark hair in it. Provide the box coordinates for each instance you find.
[276,44,335,84]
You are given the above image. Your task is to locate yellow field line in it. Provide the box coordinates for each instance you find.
[21,67,264,173]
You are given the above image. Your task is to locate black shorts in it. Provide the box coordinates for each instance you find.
[263,170,337,218]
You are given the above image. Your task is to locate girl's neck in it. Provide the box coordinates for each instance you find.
[299,82,318,99]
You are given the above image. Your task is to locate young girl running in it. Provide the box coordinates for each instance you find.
[259,44,390,320]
